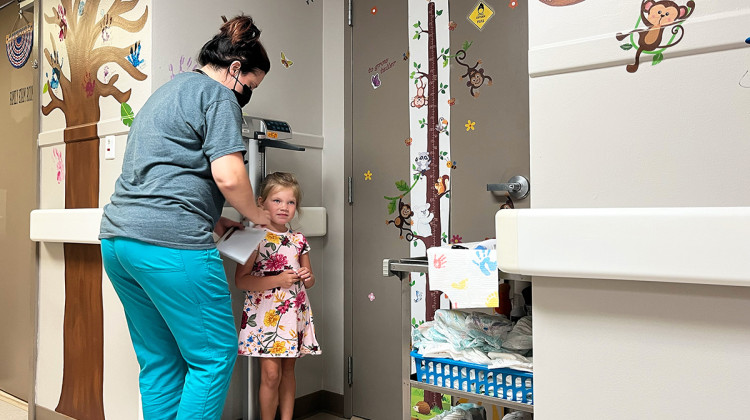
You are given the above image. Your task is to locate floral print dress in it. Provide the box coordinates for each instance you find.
[238,229,321,358]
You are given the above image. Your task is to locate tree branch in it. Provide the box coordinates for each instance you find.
[45,34,71,91]
[91,46,147,81]
[43,9,58,25]
[96,74,132,103]
[60,0,72,30]
[42,86,66,116]
[90,4,148,48]
[112,5,148,34]
[437,189,450,200]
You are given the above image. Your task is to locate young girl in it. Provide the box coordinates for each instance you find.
[235,172,321,420]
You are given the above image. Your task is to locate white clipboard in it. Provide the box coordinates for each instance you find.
[215,226,266,265]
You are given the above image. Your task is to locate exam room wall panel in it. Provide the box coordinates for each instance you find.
[528,1,750,418]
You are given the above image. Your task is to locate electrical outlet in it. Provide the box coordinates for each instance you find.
[104,135,115,160]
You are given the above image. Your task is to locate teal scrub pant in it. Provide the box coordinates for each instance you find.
[101,237,237,420]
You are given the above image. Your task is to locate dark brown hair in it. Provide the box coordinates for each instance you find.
[198,15,270,75]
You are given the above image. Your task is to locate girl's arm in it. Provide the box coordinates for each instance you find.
[235,251,300,291]
[297,253,315,289]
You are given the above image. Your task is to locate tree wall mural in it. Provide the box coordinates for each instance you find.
[42,1,148,418]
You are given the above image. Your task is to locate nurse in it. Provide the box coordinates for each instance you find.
[99,15,271,420]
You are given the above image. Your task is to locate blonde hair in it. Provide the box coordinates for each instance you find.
[258,172,302,206]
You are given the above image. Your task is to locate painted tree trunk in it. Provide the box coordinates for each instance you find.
[57,123,105,419]
[423,1,443,409]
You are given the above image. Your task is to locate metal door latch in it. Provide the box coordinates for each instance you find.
[487,175,530,200]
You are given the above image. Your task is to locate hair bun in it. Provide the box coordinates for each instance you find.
[221,15,261,47]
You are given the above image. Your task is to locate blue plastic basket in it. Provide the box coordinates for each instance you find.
[411,350,533,405]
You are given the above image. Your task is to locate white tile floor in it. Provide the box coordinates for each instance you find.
[0,392,27,420]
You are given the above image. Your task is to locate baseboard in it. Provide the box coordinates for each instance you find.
[34,406,75,420]
[282,390,345,420]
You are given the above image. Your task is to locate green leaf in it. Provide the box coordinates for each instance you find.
[443,60,448,68]
[413,62,418,68]
[417,34,421,40]
[43,82,49,94]
[620,43,633,51]
[436,10,443,16]
[652,52,664,66]
[396,180,410,192]
[413,241,418,247]
[387,199,397,215]
[413,33,419,40]
[121,103,135,127]
[413,22,419,28]
[409,280,416,286]
[413,173,420,181]
[462,41,473,51]
[446,193,450,198]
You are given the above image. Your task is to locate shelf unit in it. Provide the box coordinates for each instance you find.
[382,257,534,418]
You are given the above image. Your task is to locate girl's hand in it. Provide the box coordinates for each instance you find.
[297,267,315,288]
[215,216,244,238]
[277,269,300,289]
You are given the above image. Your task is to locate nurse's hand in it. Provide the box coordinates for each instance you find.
[215,216,244,238]
[248,207,272,227]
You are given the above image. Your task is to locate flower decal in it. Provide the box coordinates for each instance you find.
[451,234,463,244]
[465,120,476,131]
[364,170,373,181]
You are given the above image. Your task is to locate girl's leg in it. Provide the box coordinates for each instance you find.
[278,358,297,420]
[259,358,282,420]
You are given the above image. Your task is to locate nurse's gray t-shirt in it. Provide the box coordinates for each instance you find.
[100,71,246,250]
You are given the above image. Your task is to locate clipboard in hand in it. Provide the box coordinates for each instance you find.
[215,226,266,265]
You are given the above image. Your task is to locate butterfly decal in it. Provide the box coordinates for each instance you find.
[281,52,293,68]
[371,73,381,89]
[403,51,409,61]
[414,290,423,303]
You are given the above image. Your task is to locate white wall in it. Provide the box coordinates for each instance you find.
[529,1,750,418]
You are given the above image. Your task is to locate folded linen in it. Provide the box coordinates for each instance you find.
[427,240,499,309]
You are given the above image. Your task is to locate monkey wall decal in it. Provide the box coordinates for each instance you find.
[616,0,696,73]
[454,49,493,98]
[386,199,415,240]
[411,78,428,108]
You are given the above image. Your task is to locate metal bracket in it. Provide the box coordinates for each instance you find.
[487,175,530,200]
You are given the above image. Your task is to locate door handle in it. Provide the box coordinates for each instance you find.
[487,175,530,200]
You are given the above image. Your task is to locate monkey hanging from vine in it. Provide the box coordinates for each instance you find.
[616,0,696,73]
[455,49,493,98]
[386,198,415,241]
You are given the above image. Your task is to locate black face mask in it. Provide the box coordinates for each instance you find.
[232,72,253,107]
